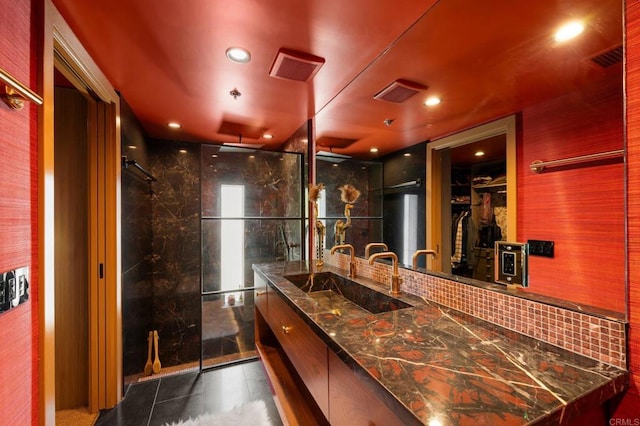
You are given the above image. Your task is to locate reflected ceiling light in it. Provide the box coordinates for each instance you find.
[475,150,485,157]
[179,149,187,154]
[424,96,441,106]
[127,145,137,149]
[555,21,584,43]
[168,122,181,129]
[226,47,251,63]
[262,133,273,139]
[370,147,379,153]
[333,164,338,167]
[211,154,218,158]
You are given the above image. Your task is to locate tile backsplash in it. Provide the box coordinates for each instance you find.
[326,251,627,369]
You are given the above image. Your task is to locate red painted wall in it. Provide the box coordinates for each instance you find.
[614,0,640,418]
[0,0,39,423]
[517,76,625,313]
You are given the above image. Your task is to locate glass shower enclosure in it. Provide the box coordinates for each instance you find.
[200,144,303,368]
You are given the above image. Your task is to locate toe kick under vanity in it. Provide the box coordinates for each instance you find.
[253,261,628,425]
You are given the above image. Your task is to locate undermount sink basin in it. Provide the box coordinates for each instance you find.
[284,272,411,314]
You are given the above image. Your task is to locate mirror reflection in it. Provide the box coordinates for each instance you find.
[316,0,624,315]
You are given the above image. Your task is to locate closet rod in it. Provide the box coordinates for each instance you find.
[122,156,157,182]
[530,149,624,173]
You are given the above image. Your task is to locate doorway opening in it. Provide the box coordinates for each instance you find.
[426,116,517,274]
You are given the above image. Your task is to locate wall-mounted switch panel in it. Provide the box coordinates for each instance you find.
[495,242,528,287]
[0,266,29,315]
[528,239,554,257]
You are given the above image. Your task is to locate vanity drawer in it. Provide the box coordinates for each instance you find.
[267,291,329,418]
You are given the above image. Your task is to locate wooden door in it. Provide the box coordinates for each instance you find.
[53,86,90,410]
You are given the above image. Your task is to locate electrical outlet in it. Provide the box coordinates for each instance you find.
[528,240,554,257]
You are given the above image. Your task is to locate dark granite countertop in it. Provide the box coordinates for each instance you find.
[253,261,628,425]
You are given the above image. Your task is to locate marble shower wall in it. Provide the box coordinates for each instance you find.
[147,140,202,368]
[316,158,383,257]
[121,99,154,377]
[122,136,305,373]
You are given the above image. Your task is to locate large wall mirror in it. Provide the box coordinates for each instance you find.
[314,0,625,318]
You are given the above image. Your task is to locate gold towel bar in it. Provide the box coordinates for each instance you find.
[530,149,624,173]
[0,66,43,110]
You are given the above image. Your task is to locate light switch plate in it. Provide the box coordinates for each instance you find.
[528,240,554,257]
[0,266,29,315]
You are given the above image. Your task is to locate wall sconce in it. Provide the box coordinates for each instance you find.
[0,67,43,110]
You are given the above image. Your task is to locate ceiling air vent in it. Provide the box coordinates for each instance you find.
[589,45,623,68]
[374,79,428,103]
[269,48,325,82]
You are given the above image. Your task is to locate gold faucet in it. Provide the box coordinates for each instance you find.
[412,249,437,269]
[368,251,401,295]
[330,244,356,278]
[364,242,388,259]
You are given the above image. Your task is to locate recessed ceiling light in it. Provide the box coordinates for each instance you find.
[211,154,218,158]
[370,147,379,153]
[179,149,187,154]
[127,145,137,149]
[168,122,181,129]
[226,47,251,63]
[555,21,584,43]
[475,150,485,157]
[263,133,273,139]
[333,164,338,167]
[249,155,256,159]
[424,96,441,106]
[403,153,411,157]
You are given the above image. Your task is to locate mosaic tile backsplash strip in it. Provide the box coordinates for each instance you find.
[326,251,627,369]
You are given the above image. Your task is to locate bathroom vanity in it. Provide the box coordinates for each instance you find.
[253,261,628,425]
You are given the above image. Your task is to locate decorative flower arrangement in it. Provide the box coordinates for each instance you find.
[334,184,360,245]
[309,183,326,267]
[338,184,361,204]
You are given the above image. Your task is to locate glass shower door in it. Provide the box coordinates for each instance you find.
[200,145,303,368]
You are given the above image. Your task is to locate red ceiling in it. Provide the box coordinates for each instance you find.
[51,0,622,158]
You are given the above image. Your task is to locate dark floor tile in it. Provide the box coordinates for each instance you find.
[200,364,253,413]
[149,393,206,426]
[242,362,283,426]
[97,360,283,426]
[155,371,203,403]
[96,380,159,426]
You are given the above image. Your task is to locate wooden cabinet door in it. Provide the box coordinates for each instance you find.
[267,292,329,418]
[328,350,418,426]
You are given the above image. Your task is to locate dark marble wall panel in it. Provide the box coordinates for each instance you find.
[382,143,427,267]
[121,99,155,376]
[201,145,302,218]
[316,158,383,256]
[147,139,202,367]
[123,134,304,372]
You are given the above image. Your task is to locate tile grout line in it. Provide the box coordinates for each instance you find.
[146,378,162,426]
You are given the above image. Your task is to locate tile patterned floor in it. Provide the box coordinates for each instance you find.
[96,360,283,426]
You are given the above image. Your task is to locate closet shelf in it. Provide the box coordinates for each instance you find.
[472,182,506,192]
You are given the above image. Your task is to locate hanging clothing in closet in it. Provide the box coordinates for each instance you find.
[451,210,477,268]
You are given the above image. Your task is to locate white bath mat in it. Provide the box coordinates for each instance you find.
[164,399,272,426]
